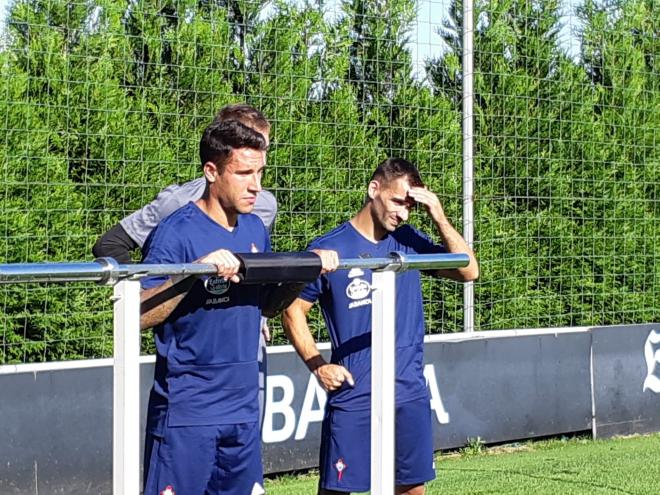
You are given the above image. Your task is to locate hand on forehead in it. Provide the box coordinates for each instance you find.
[383,177,418,206]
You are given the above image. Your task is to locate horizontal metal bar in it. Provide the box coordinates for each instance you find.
[0,252,470,285]
[338,253,470,273]
[0,259,221,285]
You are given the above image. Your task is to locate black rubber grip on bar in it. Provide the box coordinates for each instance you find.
[234,252,322,284]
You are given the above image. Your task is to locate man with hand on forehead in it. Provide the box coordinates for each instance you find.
[139,116,338,495]
[283,157,479,495]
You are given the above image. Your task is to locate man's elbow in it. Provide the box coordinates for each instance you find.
[140,306,166,331]
[439,262,479,282]
[281,305,297,331]
[281,301,306,333]
[139,299,152,331]
[91,224,137,263]
[139,317,152,332]
[464,263,479,282]
[461,259,479,282]
[92,233,110,259]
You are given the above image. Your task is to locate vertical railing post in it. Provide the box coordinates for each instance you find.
[463,0,475,332]
[113,280,141,495]
[370,270,396,494]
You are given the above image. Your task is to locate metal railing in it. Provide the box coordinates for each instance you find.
[0,252,469,495]
[0,252,470,285]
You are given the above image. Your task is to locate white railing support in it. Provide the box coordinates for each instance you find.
[112,280,142,495]
[370,270,396,494]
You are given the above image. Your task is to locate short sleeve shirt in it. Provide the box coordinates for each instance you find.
[299,222,445,411]
[141,202,270,427]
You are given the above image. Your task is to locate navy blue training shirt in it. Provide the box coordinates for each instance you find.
[299,222,445,411]
[141,202,270,429]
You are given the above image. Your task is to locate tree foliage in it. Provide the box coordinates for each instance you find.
[0,0,657,361]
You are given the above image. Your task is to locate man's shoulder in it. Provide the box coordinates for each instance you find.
[119,177,206,246]
[391,224,445,254]
[239,212,268,232]
[392,224,427,243]
[155,202,200,232]
[394,223,421,236]
[309,222,352,248]
[141,203,206,260]
[158,177,206,199]
[253,189,277,232]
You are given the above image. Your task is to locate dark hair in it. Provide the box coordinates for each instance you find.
[199,119,268,170]
[370,157,424,188]
[214,104,270,133]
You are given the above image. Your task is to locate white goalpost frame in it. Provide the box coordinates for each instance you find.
[462,0,475,333]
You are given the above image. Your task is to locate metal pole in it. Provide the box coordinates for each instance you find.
[112,280,141,495]
[370,270,396,494]
[0,253,470,285]
[462,0,476,332]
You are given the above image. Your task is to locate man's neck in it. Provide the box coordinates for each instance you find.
[195,196,237,230]
[350,205,387,243]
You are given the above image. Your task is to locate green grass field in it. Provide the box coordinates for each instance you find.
[265,434,660,494]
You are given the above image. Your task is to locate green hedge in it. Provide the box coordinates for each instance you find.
[0,0,657,362]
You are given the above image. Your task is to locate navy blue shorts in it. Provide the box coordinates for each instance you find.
[143,421,264,495]
[319,397,436,492]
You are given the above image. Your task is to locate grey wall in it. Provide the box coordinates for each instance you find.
[591,325,660,437]
[0,367,113,494]
[426,332,593,449]
[1,323,659,493]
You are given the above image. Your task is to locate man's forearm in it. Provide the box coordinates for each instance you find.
[282,303,326,372]
[433,217,479,281]
[283,298,354,392]
[140,276,196,329]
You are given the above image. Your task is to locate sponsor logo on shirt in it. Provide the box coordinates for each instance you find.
[160,485,175,495]
[346,277,371,309]
[251,482,265,495]
[346,278,370,300]
[204,276,231,305]
[205,276,231,295]
[205,296,230,305]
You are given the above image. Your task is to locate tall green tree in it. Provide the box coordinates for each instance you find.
[340,0,418,153]
[575,0,660,323]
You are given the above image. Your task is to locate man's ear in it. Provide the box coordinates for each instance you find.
[367,180,380,200]
[203,161,218,183]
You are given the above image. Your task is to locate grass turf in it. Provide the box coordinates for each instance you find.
[265,434,660,494]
